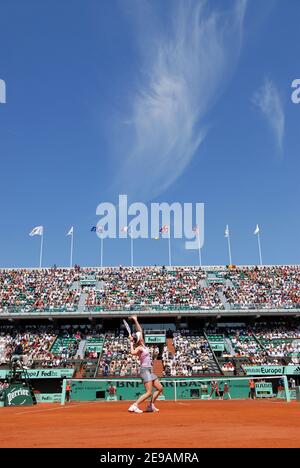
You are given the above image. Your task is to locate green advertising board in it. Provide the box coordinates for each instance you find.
[4,384,34,407]
[35,393,62,403]
[210,343,225,352]
[70,378,250,402]
[243,365,300,376]
[255,382,274,398]
[145,335,166,344]
[86,344,103,353]
[0,368,74,379]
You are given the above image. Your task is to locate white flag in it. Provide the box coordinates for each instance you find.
[254,224,260,235]
[29,226,43,236]
[67,226,74,236]
[225,225,229,238]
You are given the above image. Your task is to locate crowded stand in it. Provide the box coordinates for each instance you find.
[220,361,235,373]
[0,268,80,313]
[0,265,300,313]
[0,325,56,367]
[87,266,221,311]
[227,328,264,362]
[252,323,300,362]
[0,325,82,368]
[0,322,299,376]
[162,331,221,377]
[223,266,300,310]
[217,323,300,366]
[85,289,103,309]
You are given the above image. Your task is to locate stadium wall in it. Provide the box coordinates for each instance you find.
[68,377,289,402]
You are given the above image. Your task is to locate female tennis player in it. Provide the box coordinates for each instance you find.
[127,315,163,413]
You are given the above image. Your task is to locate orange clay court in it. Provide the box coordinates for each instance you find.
[1,400,300,448]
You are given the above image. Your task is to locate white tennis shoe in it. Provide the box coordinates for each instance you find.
[128,404,143,414]
[146,403,159,412]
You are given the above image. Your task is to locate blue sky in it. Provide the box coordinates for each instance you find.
[0,0,300,268]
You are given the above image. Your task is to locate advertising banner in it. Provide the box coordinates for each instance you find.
[0,368,74,379]
[145,335,166,344]
[243,365,300,376]
[210,343,225,352]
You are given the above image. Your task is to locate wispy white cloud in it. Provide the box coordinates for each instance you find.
[113,0,248,200]
[253,78,285,151]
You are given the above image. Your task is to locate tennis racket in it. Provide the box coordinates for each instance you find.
[123,319,132,337]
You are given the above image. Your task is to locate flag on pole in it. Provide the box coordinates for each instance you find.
[91,226,105,266]
[159,225,171,266]
[67,227,74,268]
[29,226,43,236]
[29,226,44,268]
[225,225,229,238]
[254,224,262,265]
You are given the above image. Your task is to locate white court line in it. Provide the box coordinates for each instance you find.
[15,402,97,415]
[15,398,290,415]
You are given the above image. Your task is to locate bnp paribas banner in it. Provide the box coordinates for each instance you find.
[243,365,300,376]
[0,368,74,379]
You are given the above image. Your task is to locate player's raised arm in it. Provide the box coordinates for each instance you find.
[129,315,143,334]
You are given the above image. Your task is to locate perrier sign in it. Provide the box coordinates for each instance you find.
[4,384,34,407]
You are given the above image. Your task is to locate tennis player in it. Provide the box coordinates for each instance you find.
[128,315,163,413]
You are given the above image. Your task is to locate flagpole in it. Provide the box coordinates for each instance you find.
[198,233,202,267]
[257,231,263,266]
[39,232,43,269]
[131,235,134,267]
[100,237,103,268]
[227,232,232,265]
[70,231,74,268]
[168,233,172,267]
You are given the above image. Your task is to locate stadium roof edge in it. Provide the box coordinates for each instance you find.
[0,309,299,321]
[0,264,300,271]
